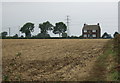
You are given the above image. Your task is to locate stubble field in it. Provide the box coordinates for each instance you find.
[2,39,109,81]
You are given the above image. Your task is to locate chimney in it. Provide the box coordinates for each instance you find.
[97,23,100,26]
[84,23,86,26]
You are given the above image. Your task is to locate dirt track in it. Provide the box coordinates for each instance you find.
[2,39,109,81]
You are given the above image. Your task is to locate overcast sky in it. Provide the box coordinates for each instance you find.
[2,2,118,37]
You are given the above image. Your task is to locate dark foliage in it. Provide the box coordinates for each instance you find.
[53,22,67,37]
[1,31,8,37]
[13,34,18,38]
[37,33,50,38]
[113,32,119,38]
[20,22,34,37]
[39,21,53,34]
[62,33,67,37]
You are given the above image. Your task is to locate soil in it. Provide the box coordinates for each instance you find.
[2,39,109,81]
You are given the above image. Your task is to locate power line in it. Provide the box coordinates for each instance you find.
[66,15,70,36]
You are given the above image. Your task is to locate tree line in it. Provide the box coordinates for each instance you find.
[0,21,119,39]
[1,21,68,38]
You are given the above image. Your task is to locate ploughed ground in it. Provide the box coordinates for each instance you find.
[2,39,109,81]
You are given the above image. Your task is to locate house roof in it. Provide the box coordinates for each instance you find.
[102,32,111,37]
[83,24,100,30]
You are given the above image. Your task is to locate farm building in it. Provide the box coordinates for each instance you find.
[102,32,112,39]
[82,23,101,39]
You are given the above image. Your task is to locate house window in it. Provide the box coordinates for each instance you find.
[84,30,87,32]
[104,36,107,38]
[88,34,90,37]
[84,34,87,37]
[93,34,96,37]
[92,30,96,32]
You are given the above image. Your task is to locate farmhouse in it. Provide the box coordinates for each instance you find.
[82,23,101,39]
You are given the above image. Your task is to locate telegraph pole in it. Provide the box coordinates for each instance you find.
[9,27,10,36]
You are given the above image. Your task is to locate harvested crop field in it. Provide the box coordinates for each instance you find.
[2,39,109,81]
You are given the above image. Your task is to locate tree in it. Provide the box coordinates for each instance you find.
[79,35,83,38]
[21,35,24,38]
[113,32,119,38]
[20,22,34,37]
[71,35,78,38]
[53,22,67,37]
[39,21,53,34]
[1,31,8,37]
[62,32,67,37]
[13,34,18,38]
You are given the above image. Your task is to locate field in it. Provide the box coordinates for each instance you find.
[2,39,109,81]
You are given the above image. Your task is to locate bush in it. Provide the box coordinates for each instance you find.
[62,33,67,37]
[37,33,50,38]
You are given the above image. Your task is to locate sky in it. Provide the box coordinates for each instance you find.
[1,2,118,37]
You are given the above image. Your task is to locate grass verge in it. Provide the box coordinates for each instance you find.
[87,40,119,81]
